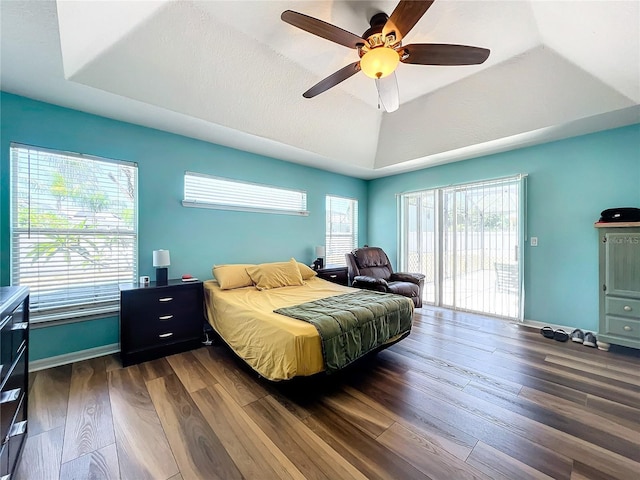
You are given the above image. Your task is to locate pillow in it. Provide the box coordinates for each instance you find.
[212,264,255,290]
[246,258,305,291]
[297,262,317,280]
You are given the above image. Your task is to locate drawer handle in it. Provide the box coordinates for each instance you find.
[0,388,21,404]
[623,305,632,312]
[623,325,632,331]
[159,297,173,302]
[8,420,27,438]
[159,332,174,338]
[158,315,174,321]
[11,322,28,331]
[330,275,337,278]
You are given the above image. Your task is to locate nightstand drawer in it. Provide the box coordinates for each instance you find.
[604,315,640,340]
[605,297,640,319]
[127,316,200,350]
[317,267,349,286]
[0,303,27,378]
[124,287,200,318]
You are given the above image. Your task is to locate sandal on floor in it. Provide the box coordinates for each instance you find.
[570,329,585,343]
[541,326,555,339]
[554,329,569,342]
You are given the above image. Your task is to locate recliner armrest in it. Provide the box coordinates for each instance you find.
[353,275,389,287]
[390,272,425,285]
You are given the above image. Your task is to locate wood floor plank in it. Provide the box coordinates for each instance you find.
[166,350,218,392]
[377,422,488,479]
[466,441,555,480]
[193,385,305,480]
[520,386,640,443]
[192,346,268,406]
[391,367,640,479]
[492,349,640,408]
[28,364,72,437]
[465,382,640,461]
[585,394,640,429]
[146,373,243,480]
[341,384,476,461]
[108,365,179,480]
[138,357,174,382]
[61,357,116,463]
[544,354,640,386]
[302,406,430,480]
[378,348,471,389]
[352,369,574,479]
[392,341,523,394]
[14,426,64,480]
[245,395,368,480]
[59,443,120,480]
[104,354,122,373]
[317,389,395,438]
[167,474,183,480]
[570,460,616,480]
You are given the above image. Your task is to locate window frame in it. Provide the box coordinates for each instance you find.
[325,195,359,267]
[182,171,309,216]
[10,143,138,325]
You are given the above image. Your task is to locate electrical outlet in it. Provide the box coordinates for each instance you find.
[530,237,538,247]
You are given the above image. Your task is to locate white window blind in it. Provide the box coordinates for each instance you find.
[10,144,138,324]
[325,195,358,266]
[183,171,308,216]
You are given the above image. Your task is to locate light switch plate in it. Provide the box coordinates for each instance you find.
[530,237,538,247]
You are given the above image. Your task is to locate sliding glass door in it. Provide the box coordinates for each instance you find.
[399,176,524,320]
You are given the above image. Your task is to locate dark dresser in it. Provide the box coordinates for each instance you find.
[119,280,205,366]
[0,286,29,479]
[317,265,349,286]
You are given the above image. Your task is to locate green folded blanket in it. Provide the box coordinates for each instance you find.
[274,290,413,373]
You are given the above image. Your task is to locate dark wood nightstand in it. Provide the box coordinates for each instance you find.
[119,280,204,366]
[316,265,349,286]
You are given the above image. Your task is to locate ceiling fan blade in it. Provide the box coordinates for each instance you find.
[375,73,399,113]
[383,0,435,42]
[303,62,361,98]
[282,10,368,49]
[400,43,490,65]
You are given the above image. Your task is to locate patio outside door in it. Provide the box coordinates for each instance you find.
[399,176,524,320]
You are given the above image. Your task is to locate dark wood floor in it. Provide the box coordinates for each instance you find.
[21,307,640,479]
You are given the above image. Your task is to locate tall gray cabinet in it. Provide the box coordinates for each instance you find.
[596,223,640,350]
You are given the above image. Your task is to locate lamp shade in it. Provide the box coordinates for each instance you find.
[315,246,326,257]
[153,249,171,267]
[360,47,400,79]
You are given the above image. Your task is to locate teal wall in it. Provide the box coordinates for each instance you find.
[368,124,640,332]
[0,92,368,361]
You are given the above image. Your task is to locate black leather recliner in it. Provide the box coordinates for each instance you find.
[345,246,425,308]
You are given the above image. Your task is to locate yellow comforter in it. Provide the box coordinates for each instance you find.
[203,277,355,381]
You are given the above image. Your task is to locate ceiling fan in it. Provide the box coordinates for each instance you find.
[281,0,490,112]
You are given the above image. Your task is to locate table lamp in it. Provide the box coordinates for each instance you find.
[153,249,170,285]
[314,245,325,270]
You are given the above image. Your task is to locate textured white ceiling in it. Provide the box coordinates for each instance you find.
[1,0,638,179]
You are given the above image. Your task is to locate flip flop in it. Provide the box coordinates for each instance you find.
[554,329,569,342]
[540,326,554,339]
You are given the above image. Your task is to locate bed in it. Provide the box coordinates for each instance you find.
[203,259,414,381]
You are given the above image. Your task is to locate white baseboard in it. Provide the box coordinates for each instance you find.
[29,343,120,372]
[522,318,596,334]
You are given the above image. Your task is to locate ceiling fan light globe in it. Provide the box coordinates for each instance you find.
[360,47,400,79]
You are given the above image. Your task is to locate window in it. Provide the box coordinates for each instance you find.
[325,195,358,266]
[183,171,308,216]
[10,144,138,324]
[399,175,525,319]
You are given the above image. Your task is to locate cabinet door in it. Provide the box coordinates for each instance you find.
[605,232,640,299]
